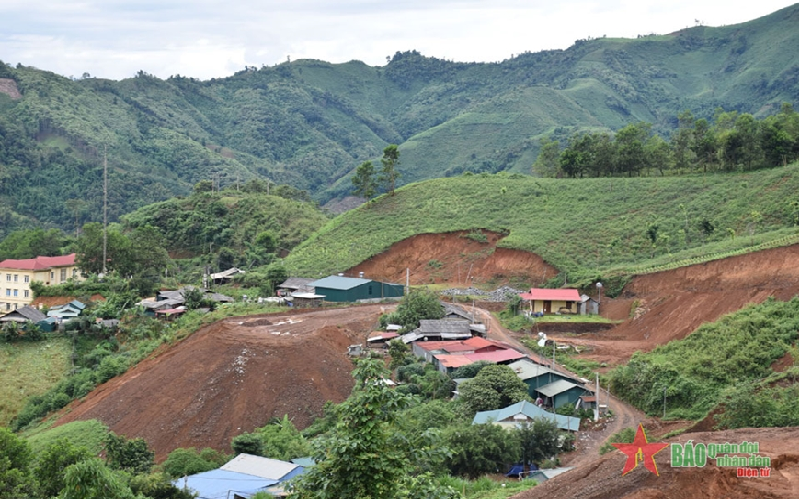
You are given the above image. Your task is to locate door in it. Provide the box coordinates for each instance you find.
[543,301,551,314]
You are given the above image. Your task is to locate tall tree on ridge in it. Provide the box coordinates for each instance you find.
[380,144,401,196]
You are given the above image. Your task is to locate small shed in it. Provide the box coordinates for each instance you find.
[310,276,404,303]
[289,292,325,308]
[578,294,599,315]
[473,400,581,432]
[277,278,315,296]
[0,305,46,324]
[534,379,593,409]
[507,359,583,397]
[211,267,245,285]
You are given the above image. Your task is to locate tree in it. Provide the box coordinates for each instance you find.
[615,123,651,177]
[0,428,37,499]
[383,288,444,332]
[257,415,312,461]
[161,448,226,478]
[458,365,530,415]
[515,419,561,465]
[231,433,264,456]
[351,160,377,199]
[532,138,561,177]
[289,359,456,499]
[193,180,213,193]
[35,438,93,498]
[379,144,401,196]
[105,432,154,475]
[60,458,137,499]
[443,423,519,479]
[388,339,412,371]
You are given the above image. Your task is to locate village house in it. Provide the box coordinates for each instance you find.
[473,400,581,432]
[518,288,581,315]
[277,277,315,296]
[0,304,46,325]
[411,336,527,373]
[0,254,84,313]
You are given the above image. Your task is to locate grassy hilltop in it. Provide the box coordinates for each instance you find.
[2,5,799,234]
[285,164,799,288]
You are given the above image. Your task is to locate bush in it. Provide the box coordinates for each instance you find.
[231,432,264,456]
[161,448,226,478]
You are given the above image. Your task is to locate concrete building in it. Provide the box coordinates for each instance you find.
[0,254,83,313]
[518,288,581,315]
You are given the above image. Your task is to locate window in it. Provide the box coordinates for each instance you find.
[13,303,17,310]
[13,289,17,297]
[24,275,29,283]
[4,289,8,297]
[50,271,54,279]
[13,274,17,282]
[4,303,8,310]
[5,274,9,281]
[60,269,67,282]
[24,290,29,298]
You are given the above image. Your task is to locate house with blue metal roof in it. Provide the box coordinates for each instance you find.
[310,275,404,303]
[473,400,581,432]
[177,453,305,499]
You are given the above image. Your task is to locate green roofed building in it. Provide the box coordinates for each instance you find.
[310,275,404,303]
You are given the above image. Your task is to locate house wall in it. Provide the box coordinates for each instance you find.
[317,281,404,303]
[524,373,574,397]
[0,264,82,313]
[553,387,587,409]
[529,300,577,314]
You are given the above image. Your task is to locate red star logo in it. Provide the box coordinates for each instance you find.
[612,424,669,476]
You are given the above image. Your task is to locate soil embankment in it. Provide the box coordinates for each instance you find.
[551,244,799,366]
[349,231,557,286]
[55,305,388,460]
[514,427,799,499]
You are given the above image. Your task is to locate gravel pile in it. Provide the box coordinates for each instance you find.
[440,285,524,302]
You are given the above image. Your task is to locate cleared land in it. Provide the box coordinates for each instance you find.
[54,305,387,460]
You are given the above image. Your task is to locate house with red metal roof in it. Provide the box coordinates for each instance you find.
[0,254,83,313]
[518,288,581,315]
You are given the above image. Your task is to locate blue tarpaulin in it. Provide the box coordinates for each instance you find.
[174,469,278,499]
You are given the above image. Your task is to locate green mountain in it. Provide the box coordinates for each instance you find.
[1,5,798,235]
[284,164,799,289]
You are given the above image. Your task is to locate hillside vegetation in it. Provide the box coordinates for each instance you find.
[609,297,799,420]
[285,164,799,287]
[1,5,799,234]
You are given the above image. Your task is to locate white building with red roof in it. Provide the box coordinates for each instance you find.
[0,253,83,312]
[518,288,581,315]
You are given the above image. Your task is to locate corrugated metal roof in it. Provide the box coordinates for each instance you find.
[519,288,581,302]
[176,469,278,499]
[472,400,581,431]
[221,454,299,481]
[418,320,471,334]
[0,305,46,323]
[279,277,316,290]
[435,354,475,368]
[535,379,584,398]
[310,275,371,290]
[466,349,526,363]
[507,359,561,380]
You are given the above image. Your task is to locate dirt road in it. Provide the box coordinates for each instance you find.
[474,307,645,468]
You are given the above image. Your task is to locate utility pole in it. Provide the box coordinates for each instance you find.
[102,145,108,276]
[595,373,600,422]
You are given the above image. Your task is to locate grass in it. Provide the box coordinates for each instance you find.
[438,475,538,498]
[285,164,799,292]
[0,338,72,426]
[23,419,109,455]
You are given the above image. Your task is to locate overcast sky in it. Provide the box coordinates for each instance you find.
[0,1,794,81]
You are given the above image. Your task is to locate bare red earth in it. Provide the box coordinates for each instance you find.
[550,244,799,366]
[349,230,557,286]
[514,427,799,499]
[55,305,388,460]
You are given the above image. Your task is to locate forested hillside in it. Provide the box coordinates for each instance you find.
[1,4,799,235]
